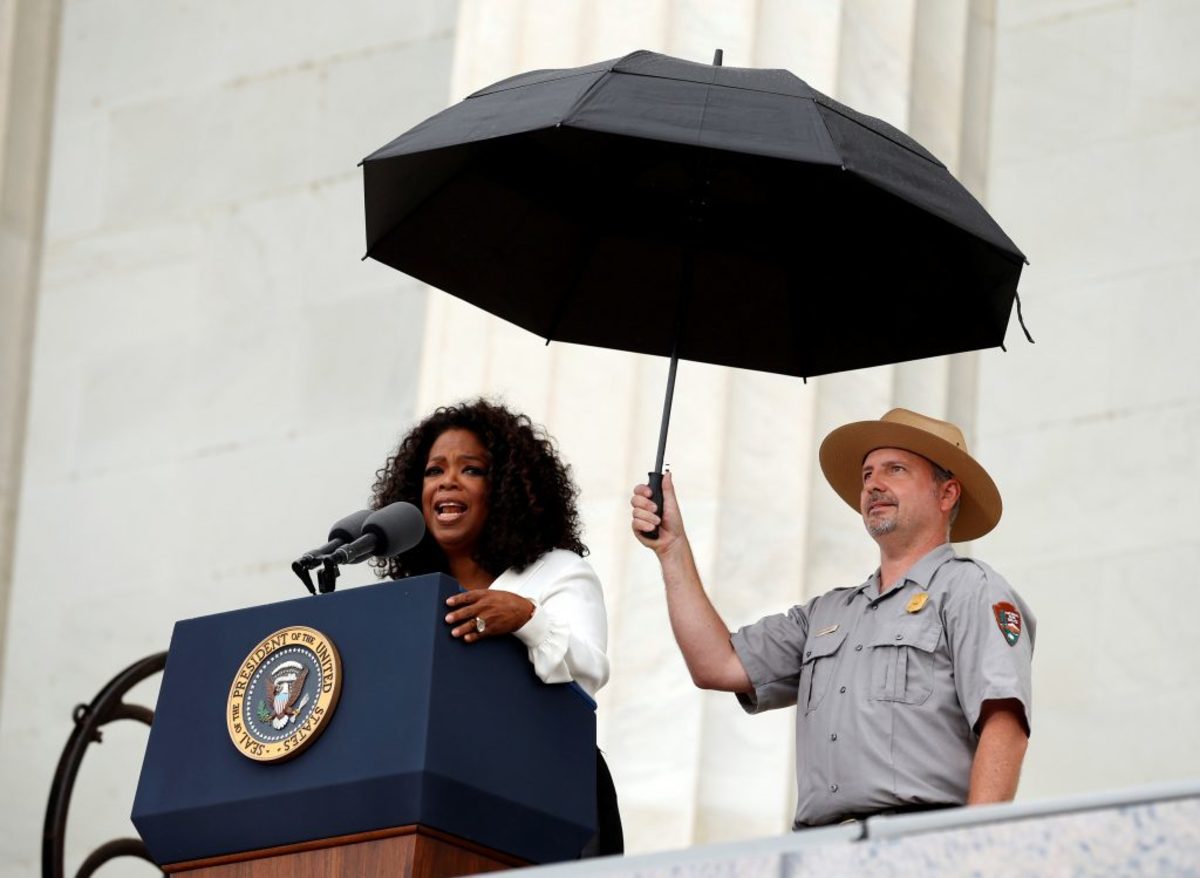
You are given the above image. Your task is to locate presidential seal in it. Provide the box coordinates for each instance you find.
[226,625,342,762]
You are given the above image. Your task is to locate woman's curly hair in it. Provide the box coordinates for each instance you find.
[370,399,587,580]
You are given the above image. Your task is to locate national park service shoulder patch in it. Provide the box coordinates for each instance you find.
[226,626,342,763]
[992,602,1022,647]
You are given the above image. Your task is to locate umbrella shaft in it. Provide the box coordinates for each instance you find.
[654,352,679,473]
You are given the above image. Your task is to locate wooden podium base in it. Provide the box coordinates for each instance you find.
[164,825,530,877]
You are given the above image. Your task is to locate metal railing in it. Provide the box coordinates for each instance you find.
[42,651,167,878]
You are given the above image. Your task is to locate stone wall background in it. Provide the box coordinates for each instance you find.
[2,0,1198,874]
[0,1,456,872]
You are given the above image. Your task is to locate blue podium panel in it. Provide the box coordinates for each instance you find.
[131,575,596,865]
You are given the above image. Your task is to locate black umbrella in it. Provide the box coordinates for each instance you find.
[362,49,1029,526]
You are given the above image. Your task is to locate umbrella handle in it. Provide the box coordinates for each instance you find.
[645,349,679,542]
[646,471,664,541]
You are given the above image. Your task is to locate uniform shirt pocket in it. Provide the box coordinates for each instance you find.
[869,617,942,705]
[799,629,847,713]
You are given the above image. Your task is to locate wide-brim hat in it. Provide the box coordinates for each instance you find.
[818,408,1002,542]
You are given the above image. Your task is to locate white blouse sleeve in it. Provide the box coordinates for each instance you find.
[496,551,610,698]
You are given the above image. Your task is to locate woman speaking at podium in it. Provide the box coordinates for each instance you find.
[370,398,621,855]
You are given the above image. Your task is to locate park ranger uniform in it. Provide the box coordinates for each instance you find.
[730,542,1035,828]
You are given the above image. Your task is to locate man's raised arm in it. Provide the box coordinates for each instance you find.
[631,472,752,693]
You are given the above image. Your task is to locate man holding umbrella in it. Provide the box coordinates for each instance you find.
[631,408,1034,828]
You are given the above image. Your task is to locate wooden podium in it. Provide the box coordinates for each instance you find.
[163,826,526,876]
[132,575,597,875]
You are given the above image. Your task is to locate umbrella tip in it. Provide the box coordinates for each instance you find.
[712,49,724,66]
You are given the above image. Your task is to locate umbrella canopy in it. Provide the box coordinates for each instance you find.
[362,49,1030,529]
[362,49,1027,381]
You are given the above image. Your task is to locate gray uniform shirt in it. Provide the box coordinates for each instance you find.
[730,543,1034,828]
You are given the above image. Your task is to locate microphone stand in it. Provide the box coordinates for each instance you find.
[291,561,317,595]
[317,557,341,594]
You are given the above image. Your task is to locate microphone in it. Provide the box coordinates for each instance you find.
[291,508,372,594]
[327,502,425,566]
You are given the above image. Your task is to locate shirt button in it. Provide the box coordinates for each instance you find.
[855,644,863,651]
[806,650,812,657]
[896,634,904,641]
[831,733,837,741]
[839,686,847,694]
[830,784,839,793]
[870,604,878,611]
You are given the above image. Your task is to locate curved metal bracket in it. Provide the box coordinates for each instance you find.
[42,651,168,878]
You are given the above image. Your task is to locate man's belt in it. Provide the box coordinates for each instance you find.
[796,801,959,829]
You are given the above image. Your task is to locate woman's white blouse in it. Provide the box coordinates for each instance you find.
[490,549,610,698]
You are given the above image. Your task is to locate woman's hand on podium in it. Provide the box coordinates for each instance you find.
[445,589,537,643]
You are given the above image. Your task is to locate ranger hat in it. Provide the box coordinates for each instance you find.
[818,408,1002,542]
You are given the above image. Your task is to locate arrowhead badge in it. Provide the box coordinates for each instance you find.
[992,602,1022,647]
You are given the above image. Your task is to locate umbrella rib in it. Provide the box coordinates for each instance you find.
[472,52,817,103]
[692,66,718,145]
[785,269,809,381]
[849,174,1027,266]
[811,95,944,168]
[542,235,597,344]
[561,66,628,126]
[363,170,463,261]
[468,67,607,100]
[602,69,817,101]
